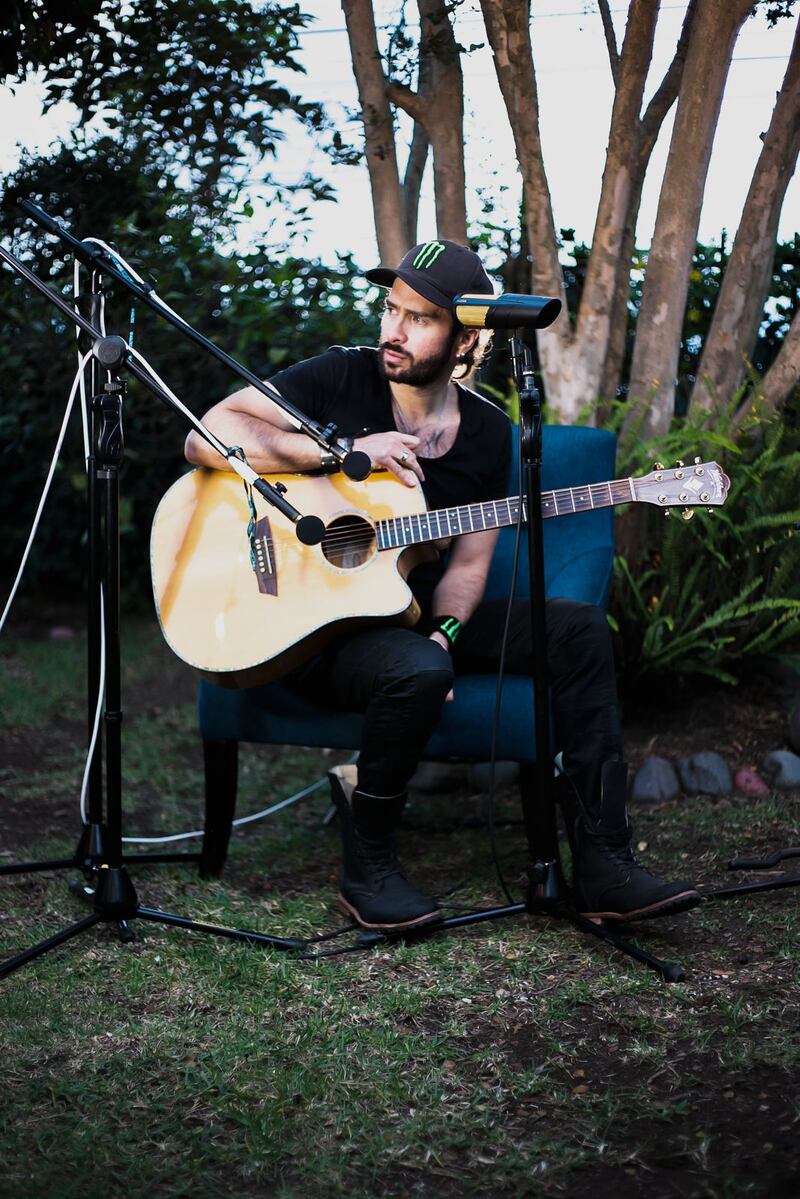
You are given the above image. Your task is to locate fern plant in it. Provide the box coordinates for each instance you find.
[604,389,800,688]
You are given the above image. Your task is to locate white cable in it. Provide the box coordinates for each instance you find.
[74,260,107,460]
[63,251,334,848]
[79,584,106,826]
[125,345,264,485]
[121,774,330,844]
[0,351,93,635]
[74,260,92,460]
[83,236,302,432]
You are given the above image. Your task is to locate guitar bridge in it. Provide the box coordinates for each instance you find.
[252,515,277,596]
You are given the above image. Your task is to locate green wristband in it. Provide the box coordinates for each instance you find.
[433,615,462,648]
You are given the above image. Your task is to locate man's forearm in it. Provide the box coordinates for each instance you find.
[185,411,323,474]
[430,562,489,628]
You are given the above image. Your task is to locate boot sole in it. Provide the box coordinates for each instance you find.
[339,894,443,932]
[580,888,702,923]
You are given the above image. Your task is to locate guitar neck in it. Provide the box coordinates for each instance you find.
[376,477,637,550]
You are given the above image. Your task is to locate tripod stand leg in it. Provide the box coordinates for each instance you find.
[566,910,685,982]
[702,873,800,900]
[0,912,103,979]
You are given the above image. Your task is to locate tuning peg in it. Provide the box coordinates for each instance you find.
[681,508,694,521]
[653,461,664,471]
[707,508,714,515]
[694,456,701,464]
[664,509,672,518]
[675,459,685,467]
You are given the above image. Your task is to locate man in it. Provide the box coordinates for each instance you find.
[185,239,700,932]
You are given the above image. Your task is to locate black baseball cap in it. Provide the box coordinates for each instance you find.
[365,239,494,310]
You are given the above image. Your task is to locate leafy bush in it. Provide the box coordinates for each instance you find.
[606,388,800,690]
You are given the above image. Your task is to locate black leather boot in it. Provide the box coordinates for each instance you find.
[328,765,442,931]
[560,760,701,922]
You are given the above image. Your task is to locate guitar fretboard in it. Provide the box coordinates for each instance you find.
[375,478,636,550]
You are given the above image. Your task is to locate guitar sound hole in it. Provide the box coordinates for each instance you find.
[322,514,376,569]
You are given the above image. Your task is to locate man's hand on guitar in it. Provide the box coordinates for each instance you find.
[353,432,424,486]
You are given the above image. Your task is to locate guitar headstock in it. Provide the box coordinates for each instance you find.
[633,459,730,518]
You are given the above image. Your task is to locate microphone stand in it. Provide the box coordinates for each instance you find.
[0,241,346,978]
[364,332,687,983]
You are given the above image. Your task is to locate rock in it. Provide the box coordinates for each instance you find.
[734,767,770,797]
[789,703,800,755]
[631,756,680,803]
[761,750,800,790]
[468,761,520,792]
[408,761,467,794]
[677,751,733,796]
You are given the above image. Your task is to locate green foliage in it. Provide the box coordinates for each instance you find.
[607,390,800,690]
[0,146,374,606]
[1,0,335,231]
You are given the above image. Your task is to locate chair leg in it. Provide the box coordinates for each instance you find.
[199,738,238,878]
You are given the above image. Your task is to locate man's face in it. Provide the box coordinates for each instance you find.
[378,279,461,386]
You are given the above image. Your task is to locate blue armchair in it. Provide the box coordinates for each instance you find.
[196,423,617,875]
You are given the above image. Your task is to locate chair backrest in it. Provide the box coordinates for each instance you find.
[483,423,617,610]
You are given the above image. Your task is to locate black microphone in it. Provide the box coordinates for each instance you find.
[342,450,372,481]
[453,293,561,330]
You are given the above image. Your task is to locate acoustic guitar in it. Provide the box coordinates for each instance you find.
[150,459,730,688]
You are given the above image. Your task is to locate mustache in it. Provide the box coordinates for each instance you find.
[379,342,411,359]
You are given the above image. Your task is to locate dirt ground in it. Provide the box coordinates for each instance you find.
[2,608,799,1198]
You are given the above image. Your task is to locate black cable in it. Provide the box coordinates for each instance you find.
[484,425,528,905]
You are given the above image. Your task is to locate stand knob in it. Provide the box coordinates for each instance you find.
[92,335,128,371]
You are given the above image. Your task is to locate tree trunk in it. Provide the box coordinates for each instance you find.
[420,0,467,242]
[624,0,754,441]
[341,0,407,265]
[402,31,432,247]
[403,121,430,246]
[388,0,467,244]
[692,19,800,414]
[573,0,661,404]
[741,307,800,421]
[479,0,571,410]
[597,0,699,411]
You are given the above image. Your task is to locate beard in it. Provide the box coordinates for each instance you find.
[377,333,457,387]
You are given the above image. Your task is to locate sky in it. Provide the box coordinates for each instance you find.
[0,1,797,270]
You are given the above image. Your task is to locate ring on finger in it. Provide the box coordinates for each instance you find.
[398,452,409,464]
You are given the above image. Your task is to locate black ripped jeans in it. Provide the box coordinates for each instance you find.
[287,598,623,804]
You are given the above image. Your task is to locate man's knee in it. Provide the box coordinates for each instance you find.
[378,632,455,703]
[549,598,610,647]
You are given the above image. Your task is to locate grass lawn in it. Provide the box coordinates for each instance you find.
[1,608,799,1198]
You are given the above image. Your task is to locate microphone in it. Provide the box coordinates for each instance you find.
[453,293,561,330]
[342,450,372,481]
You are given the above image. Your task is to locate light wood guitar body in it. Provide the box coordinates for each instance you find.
[151,470,435,687]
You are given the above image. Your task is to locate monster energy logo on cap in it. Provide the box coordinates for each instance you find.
[413,241,447,270]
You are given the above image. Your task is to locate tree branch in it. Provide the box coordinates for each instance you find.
[640,0,698,163]
[385,79,428,123]
[597,0,619,84]
[341,0,407,264]
[694,17,800,414]
[737,308,800,424]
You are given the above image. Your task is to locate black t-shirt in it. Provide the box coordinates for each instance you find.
[268,345,512,609]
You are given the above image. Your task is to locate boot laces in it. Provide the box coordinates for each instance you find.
[355,832,404,882]
[595,833,660,882]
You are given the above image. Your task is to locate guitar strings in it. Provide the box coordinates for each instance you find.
[282,481,635,553]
